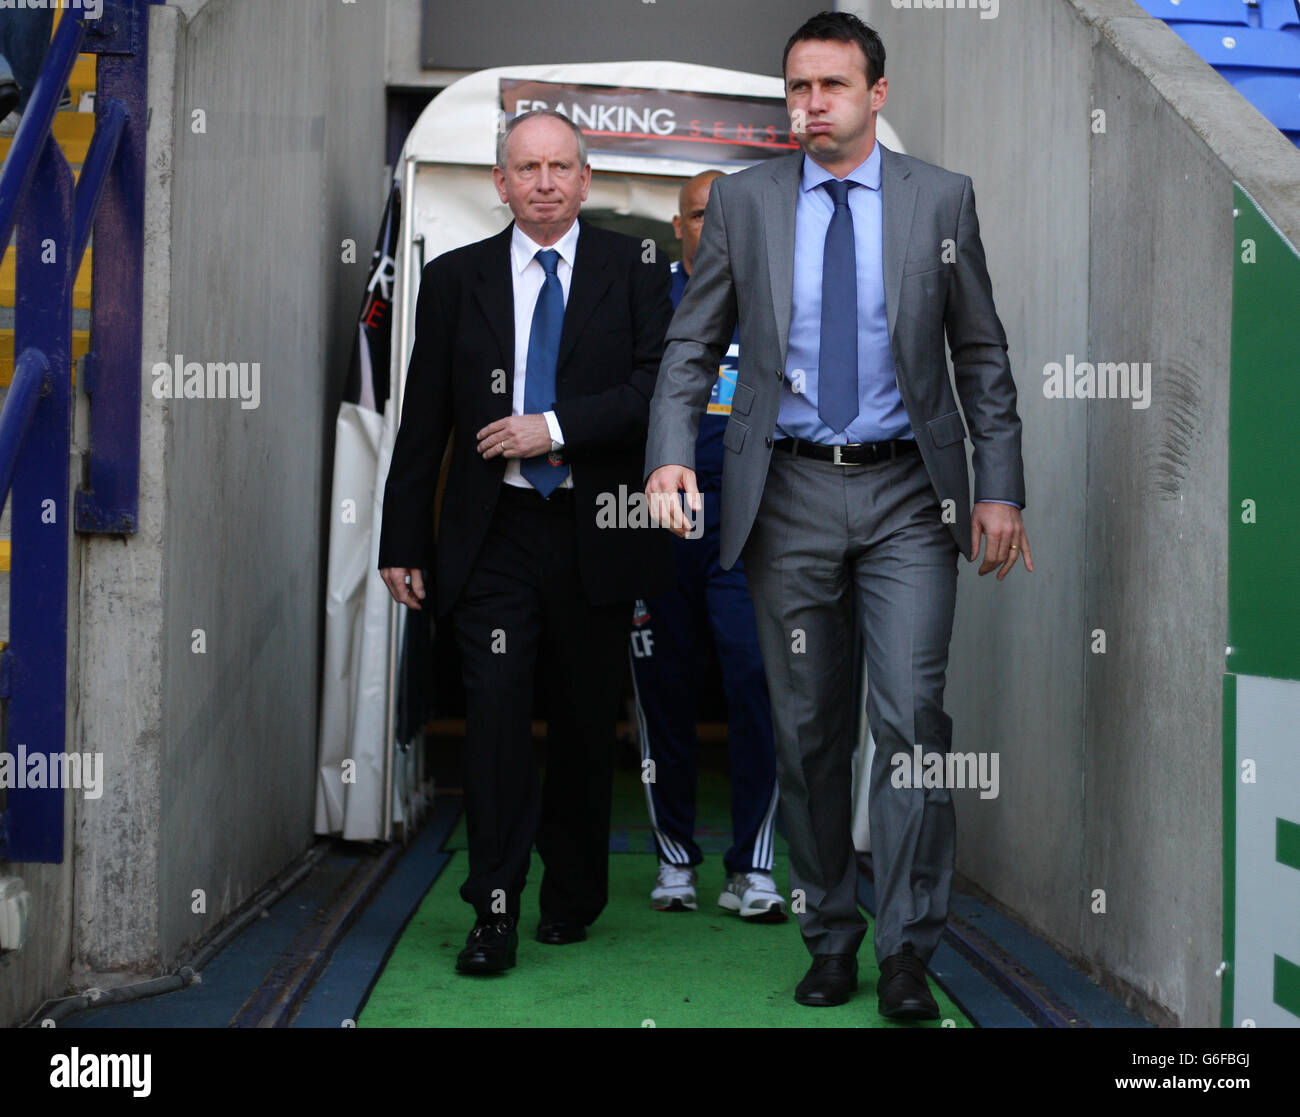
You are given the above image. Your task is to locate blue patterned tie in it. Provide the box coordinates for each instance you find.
[522,249,569,496]
[818,179,859,434]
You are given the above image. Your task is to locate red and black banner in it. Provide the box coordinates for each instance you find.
[344,182,401,415]
[500,79,797,166]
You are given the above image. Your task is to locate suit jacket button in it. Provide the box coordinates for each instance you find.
[764,436,773,448]
[775,368,783,380]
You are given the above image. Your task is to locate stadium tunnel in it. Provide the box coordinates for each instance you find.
[0,0,1295,1035]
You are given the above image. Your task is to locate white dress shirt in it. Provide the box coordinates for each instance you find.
[504,221,578,490]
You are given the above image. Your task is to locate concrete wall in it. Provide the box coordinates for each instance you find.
[150,0,388,966]
[854,0,1300,1025]
[0,740,76,1026]
[387,0,463,89]
[1,0,390,1026]
[6,0,1292,1032]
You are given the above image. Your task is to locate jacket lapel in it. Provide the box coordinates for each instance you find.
[474,217,609,398]
[879,143,917,341]
[556,217,611,375]
[762,154,802,365]
[472,223,516,393]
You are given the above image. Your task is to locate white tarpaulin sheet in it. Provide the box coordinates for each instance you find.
[315,401,387,838]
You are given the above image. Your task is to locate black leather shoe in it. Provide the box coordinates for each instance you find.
[877,943,940,1020]
[536,916,587,945]
[794,953,858,1006]
[455,917,517,974]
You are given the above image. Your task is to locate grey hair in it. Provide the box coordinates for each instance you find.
[496,108,589,171]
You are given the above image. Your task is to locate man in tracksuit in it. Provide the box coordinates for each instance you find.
[630,170,785,921]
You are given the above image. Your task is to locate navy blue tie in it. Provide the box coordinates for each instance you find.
[819,179,859,434]
[522,249,568,496]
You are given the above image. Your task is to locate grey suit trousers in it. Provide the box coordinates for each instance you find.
[741,446,960,964]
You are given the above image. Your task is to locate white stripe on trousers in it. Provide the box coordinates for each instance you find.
[751,780,780,872]
[628,646,692,864]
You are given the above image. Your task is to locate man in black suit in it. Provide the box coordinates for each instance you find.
[379,110,673,974]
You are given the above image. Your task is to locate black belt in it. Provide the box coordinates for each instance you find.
[772,437,918,466]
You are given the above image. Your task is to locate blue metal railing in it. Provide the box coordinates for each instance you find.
[0,351,47,506]
[0,13,86,248]
[0,1,155,862]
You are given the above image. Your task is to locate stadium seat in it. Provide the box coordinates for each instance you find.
[1168,23,1300,79]
[1134,0,1251,26]
[1230,73,1300,141]
[1256,0,1300,31]
[1154,17,1300,148]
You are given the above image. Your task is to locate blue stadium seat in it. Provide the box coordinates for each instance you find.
[1230,73,1300,141]
[1169,23,1300,78]
[1134,0,1251,25]
[1256,0,1300,31]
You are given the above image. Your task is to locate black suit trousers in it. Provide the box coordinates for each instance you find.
[452,484,630,925]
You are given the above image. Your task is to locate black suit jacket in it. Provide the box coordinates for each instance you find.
[379,217,675,616]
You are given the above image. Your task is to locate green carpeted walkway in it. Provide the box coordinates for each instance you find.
[444,769,747,855]
[360,769,972,1028]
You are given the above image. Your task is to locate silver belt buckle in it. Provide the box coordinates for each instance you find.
[833,444,865,466]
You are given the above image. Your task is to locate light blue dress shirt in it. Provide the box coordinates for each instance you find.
[778,143,911,445]
[776,144,1019,508]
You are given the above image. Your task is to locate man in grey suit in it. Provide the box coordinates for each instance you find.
[646,11,1032,1021]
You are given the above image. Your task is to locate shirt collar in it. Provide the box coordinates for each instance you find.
[800,140,882,195]
[511,218,581,275]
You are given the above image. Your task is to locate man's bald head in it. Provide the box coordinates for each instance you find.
[673,170,727,276]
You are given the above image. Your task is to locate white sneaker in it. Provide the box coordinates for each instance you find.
[0,111,21,137]
[718,870,788,922]
[651,861,697,911]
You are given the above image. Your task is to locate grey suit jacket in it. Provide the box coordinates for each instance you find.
[645,142,1024,569]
